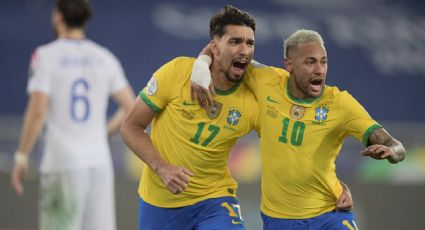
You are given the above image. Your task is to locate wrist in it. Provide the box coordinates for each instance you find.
[14,151,29,166]
[197,55,212,66]
[192,55,212,89]
[151,159,167,174]
[341,182,351,194]
[389,145,405,163]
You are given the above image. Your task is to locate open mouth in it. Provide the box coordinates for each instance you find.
[310,79,323,92]
[232,60,249,75]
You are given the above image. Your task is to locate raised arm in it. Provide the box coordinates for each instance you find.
[190,42,215,108]
[120,98,194,194]
[361,128,406,164]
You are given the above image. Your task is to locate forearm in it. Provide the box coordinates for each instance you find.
[107,108,125,136]
[367,128,406,163]
[17,116,44,155]
[120,124,166,172]
[109,85,136,136]
[17,94,47,155]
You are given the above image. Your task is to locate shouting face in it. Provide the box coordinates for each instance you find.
[285,41,327,99]
[211,25,255,83]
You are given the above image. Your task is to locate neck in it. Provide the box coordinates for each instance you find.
[210,65,237,92]
[58,28,85,40]
[287,77,306,99]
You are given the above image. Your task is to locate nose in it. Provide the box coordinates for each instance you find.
[239,43,252,56]
[314,62,326,75]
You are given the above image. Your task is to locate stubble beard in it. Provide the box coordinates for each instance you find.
[226,73,244,83]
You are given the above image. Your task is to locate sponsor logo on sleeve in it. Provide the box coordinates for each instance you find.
[146,76,158,96]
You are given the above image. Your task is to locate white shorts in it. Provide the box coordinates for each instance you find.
[39,165,115,230]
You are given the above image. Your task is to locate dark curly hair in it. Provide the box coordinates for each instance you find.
[209,5,256,39]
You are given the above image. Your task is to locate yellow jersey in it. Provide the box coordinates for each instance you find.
[138,57,259,208]
[245,62,381,218]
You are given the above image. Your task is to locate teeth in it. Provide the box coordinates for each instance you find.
[235,59,248,64]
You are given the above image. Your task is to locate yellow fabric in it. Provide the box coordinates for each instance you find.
[138,57,259,208]
[245,65,381,218]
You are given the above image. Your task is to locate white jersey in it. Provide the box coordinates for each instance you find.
[27,38,128,173]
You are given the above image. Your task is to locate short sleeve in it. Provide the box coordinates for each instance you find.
[109,55,128,94]
[139,58,177,112]
[27,49,51,95]
[340,91,382,146]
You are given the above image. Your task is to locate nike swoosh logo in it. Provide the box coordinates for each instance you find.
[182,101,197,106]
[232,220,242,225]
[267,96,279,104]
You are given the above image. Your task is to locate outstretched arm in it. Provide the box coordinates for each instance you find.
[361,128,406,164]
[120,97,194,194]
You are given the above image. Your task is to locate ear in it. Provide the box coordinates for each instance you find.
[52,9,63,25]
[210,39,219,58]
[284,58,293,73]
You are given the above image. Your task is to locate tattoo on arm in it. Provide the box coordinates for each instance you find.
[368,128,395,146]
[368,127,406,163]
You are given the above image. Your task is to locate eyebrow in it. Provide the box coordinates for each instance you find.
[304,56,327,61]
[229,37,255,42]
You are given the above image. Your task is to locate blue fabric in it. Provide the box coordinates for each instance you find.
[139,196,245,230]
[262,211,358,230]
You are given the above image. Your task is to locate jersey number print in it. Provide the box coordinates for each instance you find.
[191,122,220,146]
[71,78,90,122]
[278,117,305,146]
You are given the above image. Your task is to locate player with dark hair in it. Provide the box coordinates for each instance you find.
[121,5,258,230]
[11,0,134,229]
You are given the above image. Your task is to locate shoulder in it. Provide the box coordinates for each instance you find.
[156,56,195,76]
[168,56,196,67]
[246,62,288,86]
[29,40,61,67]
[33,40,61,57]
[322,85,360,105]
[84,40,119,60]
[151,57,196,87]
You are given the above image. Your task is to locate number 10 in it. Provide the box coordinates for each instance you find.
[278,118,305,146]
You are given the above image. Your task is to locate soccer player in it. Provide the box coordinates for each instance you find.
[120,5,259,230]
[10,0,134,229]
[191,29,406,229]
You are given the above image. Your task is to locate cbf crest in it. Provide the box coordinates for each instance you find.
[227,107,241,126]
[315,106,329,121]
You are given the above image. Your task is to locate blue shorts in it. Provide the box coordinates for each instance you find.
[139,196,245,230]
[261,211,358,230]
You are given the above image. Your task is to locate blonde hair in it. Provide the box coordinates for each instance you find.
[284,29,325,59]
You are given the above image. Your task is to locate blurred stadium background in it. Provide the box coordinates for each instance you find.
[1,0,425,229]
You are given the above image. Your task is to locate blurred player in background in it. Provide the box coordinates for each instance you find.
[191,29,406,229]
[10,0,134,229]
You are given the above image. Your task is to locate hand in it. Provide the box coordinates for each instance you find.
[156,163,194,194]
[360,144,400,163]
[190,82,216,108]
[11,162,28,196]
[336,187,353,211]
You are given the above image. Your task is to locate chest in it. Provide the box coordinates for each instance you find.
[258,86,341,147]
